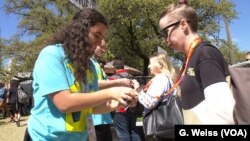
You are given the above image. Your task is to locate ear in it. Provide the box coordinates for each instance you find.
[180,19,188,31]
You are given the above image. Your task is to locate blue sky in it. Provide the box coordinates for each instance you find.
[219,0,249,52]
[0,0,249,52]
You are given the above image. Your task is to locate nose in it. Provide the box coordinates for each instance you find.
[101,39,106,46]
[96,39,105,47]
[100,40,106,49]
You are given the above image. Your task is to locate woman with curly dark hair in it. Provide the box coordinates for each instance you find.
[26,8,138,141]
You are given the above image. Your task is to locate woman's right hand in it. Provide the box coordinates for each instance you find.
[109,86,138,106]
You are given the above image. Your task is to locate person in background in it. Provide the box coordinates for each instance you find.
[138,53,177,112]
[7,80,21,126]
[91,40,138,141]
[0,80,7,103]
[137,53,177,141]
[92,42,134,90]
[109,59,141,141]
[158,0,235,124]
[26,8,138,141]
[245,51,250,61]
[0,80,8,118]
[19,80,33,115]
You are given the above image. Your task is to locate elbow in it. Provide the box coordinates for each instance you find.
[49,90,75,113]
[59,107,70,113]
[56,103,73,113]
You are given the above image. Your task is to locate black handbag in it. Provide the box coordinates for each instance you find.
[143,94,184,140]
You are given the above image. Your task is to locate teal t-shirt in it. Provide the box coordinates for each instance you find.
[91,58,112,125]
[28,44,97,141]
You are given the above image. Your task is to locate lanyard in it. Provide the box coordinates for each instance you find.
[143,37,201,99]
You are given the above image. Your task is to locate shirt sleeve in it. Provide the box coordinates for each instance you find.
[138,74,171,109]
[33,46,70,97]
[198,46,228,89]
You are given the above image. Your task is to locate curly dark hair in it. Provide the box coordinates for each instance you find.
[46,8,108,82]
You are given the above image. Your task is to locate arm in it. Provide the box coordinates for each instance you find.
[138,74,170,109]
[93,100,121,114]
[198,46,235,123]
[49,86,138,113]
[204,82,235,124]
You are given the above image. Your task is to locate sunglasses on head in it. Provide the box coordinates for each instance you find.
[161,21,181,38]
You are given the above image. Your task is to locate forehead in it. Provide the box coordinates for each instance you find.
[89,23,107,33]
[159,14,173,29]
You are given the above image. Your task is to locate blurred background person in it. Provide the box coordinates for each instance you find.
[138,53,177,141]
[7,80,21,126]
[109,59,141,141]
[91,40,138,141]
[138,53,177,112]
[0,80,8,118]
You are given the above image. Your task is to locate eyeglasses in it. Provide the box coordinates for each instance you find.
[161,21,181,38]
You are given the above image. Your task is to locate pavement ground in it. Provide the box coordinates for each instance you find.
[0,116,28,141]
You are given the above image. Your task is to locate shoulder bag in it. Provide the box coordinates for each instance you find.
[143,94,183,140]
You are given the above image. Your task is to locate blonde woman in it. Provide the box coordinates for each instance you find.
[138,53,177,110]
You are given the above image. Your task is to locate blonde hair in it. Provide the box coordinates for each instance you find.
[149,53,176,82]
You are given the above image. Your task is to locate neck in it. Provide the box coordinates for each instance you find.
[184,34,200,54]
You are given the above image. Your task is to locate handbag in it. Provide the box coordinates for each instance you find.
[143,94,184,140]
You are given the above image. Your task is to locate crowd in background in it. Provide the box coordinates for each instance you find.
[1,1,250,141]
[0,78,33,127]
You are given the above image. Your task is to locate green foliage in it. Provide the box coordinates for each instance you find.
[4,0,75,36]
[219,40,246,64]
[1,0,240,78]
[1,0,74,80]
[97,0,238,75]
[97,0,171,75]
